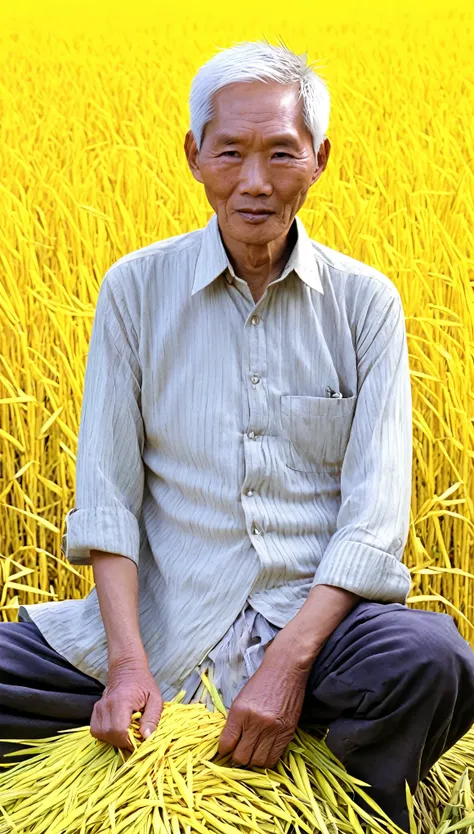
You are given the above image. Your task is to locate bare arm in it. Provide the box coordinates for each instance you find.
[91,552,146,665]
[89,552,163,751]
[266,584,360,670]
[218,585,358,768]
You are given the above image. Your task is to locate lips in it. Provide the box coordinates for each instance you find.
[237,209,274,223]
[237,210,273,215]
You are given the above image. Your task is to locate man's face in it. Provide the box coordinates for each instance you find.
[184,81,330,245]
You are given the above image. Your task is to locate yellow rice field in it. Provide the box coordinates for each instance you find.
[0,0,473,644]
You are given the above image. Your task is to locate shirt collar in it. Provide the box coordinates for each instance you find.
[191,213,324,296]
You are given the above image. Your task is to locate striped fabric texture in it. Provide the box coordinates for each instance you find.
[20,212,413,700]
[180,602,280,709]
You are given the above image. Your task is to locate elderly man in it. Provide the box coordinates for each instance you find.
[1,40,473,831]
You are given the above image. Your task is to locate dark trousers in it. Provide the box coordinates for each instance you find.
[1,602,474,832]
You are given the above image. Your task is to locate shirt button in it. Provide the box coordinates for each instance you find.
[251,374,260,385]
[251,315,260,326]
[246,489,254,497]
[247,430,256,440]
[252,522,263,536]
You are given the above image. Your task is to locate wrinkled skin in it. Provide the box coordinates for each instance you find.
[90,658,163,752]
[215,582,359,767]
[185,79,331,298]
[217,630,312,768]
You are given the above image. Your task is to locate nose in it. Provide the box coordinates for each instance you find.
[238,154,273,197]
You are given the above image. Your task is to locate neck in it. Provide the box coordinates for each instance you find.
[219,220,297,303]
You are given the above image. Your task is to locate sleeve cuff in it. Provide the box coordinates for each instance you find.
[61,506,140,566]
[311,539,412,603]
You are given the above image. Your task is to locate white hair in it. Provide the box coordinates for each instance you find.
[188,38,330,161]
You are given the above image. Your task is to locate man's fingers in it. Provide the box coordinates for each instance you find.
[218,714,242,757]
[248,733,276,768]
[226,718,261,766]
[230,730,260,767]
[90,698,135,751]
[91,720,134,751]
[255,732,293,769]
[111,727,135,751]
[139,692,164,739]
[108,699,137,750]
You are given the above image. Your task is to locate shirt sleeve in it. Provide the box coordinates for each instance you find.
[61,266,144,566]
[311,282,413,603]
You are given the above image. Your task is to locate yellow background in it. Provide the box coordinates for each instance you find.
[1,0,473,640]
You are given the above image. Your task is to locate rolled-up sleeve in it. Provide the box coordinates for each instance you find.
[62,266,144,566]
[312,283,413,603]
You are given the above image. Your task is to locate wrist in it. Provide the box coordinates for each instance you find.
[266,585,360,672]
[264,624,322,674]
[107,644,150,673]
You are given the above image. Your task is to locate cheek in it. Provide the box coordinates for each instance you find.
[202,164,238,198]
[274,168,311,197]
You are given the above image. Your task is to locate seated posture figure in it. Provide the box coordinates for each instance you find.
[1,40,474,833]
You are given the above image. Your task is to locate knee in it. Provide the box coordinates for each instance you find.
[393,609,474,688]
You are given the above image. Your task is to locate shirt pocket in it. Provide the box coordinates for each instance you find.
[280,394,357,474]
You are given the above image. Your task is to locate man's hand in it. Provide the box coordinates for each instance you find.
[89,552,163,750]
[217,633,313,769]
[217,586,360,769]
[90,657,163,751]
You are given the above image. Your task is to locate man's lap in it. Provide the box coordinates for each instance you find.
[315,599,471,672]
[1,621,103,690]
[1,601,473,725]
[2,603,473,829]
[0,619,104,757]
[304,600,474,698]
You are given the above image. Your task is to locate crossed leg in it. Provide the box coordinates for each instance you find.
[300,601,474,831]
[0,620,104,759]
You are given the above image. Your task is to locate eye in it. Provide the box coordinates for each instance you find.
[273,152,292,158]
[220,151,239,157]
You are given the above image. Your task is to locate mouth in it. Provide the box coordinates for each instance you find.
[237,210,274,223]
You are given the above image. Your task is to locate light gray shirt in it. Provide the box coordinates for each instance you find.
[181,602,279,710]
[20,212,413,702]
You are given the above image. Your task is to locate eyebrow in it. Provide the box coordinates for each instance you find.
[213,131,301,149]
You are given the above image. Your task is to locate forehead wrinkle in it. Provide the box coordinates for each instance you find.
[212,128,302,148]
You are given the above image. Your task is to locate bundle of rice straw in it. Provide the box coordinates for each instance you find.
[0,674,473,834]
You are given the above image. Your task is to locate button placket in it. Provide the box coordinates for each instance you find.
[246,304,268,436]
[241,299,270,552]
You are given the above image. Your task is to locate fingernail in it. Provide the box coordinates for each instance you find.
[142,728,151,738]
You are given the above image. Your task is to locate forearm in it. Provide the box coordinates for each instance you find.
[91,551,148,668]
[265,584,360,672]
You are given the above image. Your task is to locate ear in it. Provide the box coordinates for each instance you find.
[310,136,331,185]
[184,130,204,184]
